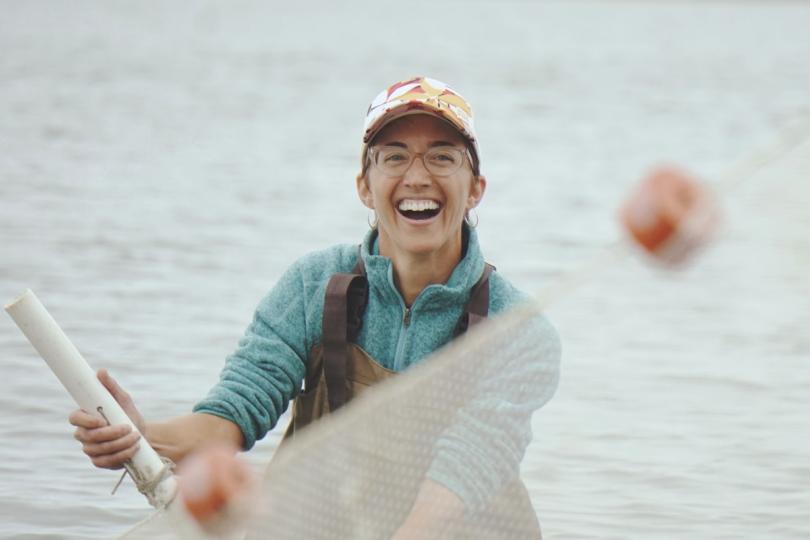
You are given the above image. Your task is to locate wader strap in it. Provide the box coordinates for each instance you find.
[321,251,492,409]
[454,263,495,337]
[321,250,367,412]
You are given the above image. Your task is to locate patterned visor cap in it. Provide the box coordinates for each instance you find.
[362,77,480,171]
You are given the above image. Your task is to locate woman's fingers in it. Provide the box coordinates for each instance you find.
[80,429,141,458]
[88,440,142,470]
[68,409,106,429]
[95,368,146,432]
[66,371,147,470]
[97,368,133,408]
[73,423,132,444]
[71,423,141,469]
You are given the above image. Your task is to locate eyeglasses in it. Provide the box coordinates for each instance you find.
[369,145,471,177]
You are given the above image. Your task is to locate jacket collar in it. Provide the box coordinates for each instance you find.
[360,224,486,310]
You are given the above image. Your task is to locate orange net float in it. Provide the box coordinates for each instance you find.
[620,166,720,267]
[176,445,256,534]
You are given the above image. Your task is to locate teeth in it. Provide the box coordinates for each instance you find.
[398,199,440,212]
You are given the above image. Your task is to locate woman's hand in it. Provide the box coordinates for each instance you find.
[68,368,145,469]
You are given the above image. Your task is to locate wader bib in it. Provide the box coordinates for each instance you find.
[278,255,542,539]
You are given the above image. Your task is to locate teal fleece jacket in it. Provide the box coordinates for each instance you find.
[194,226,561,510]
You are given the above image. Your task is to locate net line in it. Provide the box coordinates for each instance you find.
[115,121,810,540]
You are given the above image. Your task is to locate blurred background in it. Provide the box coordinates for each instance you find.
[1,1,808,538]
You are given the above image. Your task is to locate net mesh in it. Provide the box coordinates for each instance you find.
[114,134,810,540]
[117,303,560,539]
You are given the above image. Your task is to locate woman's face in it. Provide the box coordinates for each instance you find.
[357,114,486,261]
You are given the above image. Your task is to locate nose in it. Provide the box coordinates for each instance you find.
[402,155,432,188]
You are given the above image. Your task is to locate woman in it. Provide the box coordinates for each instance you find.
[70,77,561,538]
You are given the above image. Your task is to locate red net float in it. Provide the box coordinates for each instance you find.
[177,445,255,531]
[620,166,719,266]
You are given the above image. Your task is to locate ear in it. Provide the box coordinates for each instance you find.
[356,172,375,209]
[467,174,487,210]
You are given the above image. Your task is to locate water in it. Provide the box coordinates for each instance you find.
[1,1,809,538]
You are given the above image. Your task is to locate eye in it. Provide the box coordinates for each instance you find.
[380,150,410,164]
[427,149,460,166]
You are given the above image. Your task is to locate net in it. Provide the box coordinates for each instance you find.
[118,303,561,539]
[114,132,809,540]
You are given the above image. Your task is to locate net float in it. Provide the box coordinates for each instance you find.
[176,445,256,538]
[620,165,719,266]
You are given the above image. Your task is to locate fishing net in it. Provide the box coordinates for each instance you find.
[109,129,810,540]
[117,303,561,539]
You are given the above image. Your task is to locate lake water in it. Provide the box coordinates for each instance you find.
[1,1,809,538]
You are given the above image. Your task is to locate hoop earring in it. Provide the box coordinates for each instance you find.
[464,209,479,228]
[367,210,378,229]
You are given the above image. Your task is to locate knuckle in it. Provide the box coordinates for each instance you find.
[112,448,132,463]
[97,440,113,454]
[103,426,121,440]
[84,444,101,457]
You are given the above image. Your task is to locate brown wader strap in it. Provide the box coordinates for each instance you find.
[321,250,367,412]
[454,263,495,337]
[321,253,493,410]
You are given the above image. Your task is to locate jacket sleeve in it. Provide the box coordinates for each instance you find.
[193,261,311,450]
[425,308,561,511]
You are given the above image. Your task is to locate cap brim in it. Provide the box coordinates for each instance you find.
[363,103,472,146]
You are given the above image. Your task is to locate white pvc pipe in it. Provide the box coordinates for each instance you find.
[5,289,177,508]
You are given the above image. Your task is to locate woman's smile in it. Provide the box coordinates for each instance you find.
[396,198,443,222]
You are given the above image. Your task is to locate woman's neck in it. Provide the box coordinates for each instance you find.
[377,232,465,307]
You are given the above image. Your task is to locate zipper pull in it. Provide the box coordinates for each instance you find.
[403,307,411,327]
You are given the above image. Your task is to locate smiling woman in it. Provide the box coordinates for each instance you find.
[68,76,562,539]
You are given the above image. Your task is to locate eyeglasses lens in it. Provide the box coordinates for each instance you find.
[374,147,464,176]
